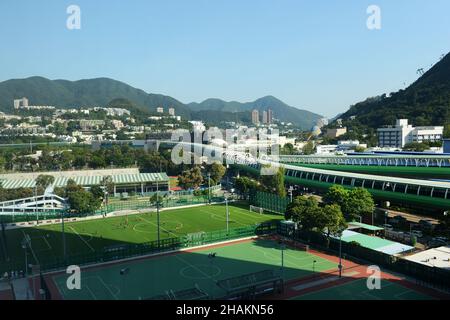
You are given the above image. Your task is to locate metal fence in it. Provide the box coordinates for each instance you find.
[1,222,277,274]
[0,194,227,224]
[277,226,450,291]
[249,191,289,215]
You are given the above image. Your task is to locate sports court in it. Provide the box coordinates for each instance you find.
[47,238,336,300]
[292,278,434,300]
[2,203,282,272]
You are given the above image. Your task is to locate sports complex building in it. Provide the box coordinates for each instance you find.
[0,168,169,196]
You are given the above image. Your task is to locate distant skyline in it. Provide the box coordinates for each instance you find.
[1,0,450,118]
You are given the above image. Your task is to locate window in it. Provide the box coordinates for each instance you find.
[419,186,432,197]
[406,185,420,195]
[432,188,447,199]
[373,181,384,190]
[394,183,407,193]
[354,179,364,187]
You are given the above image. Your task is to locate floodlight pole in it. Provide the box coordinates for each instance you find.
[338,232,343,278]
[61,210,67,264]
[282,244,285,280]
[225,194,229,234]
[208,173,211,205]
[157,181,160,248]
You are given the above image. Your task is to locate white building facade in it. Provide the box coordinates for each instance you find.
[377,119,443,148]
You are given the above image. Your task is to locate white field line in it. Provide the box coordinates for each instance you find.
[69,226,95,252]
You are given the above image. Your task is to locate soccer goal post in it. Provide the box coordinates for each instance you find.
[249,205,264,214]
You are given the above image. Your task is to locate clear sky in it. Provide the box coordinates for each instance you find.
[1,0,449,118]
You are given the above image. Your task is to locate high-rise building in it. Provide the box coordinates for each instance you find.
[156,107,164,113]
[267,109,273,124]
[262,111,268,124]
[13,97,29,109]
[251,109,259,125]
[168,107,175,116]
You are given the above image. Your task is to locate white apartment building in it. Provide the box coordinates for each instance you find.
[377,119,443,148]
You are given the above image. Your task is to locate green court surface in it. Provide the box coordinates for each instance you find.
[292,278,434,300]
[51,239,336,300]
[2,203,282,272]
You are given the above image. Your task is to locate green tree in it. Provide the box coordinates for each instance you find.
[234,176,260,195]
[178,167,204,190]
[90,185,104,200]
[208,162,226,185]
[35,174,55,190]
[261,167,286,197]
[342,188,375,222]
[322,204,347,238]
[285,196,321,231]
[302,141,315,155]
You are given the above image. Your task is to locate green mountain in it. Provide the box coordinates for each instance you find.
[0,76,322,129]
[337,53,450,128]
[189,95,323,129]
[0,76,191,119]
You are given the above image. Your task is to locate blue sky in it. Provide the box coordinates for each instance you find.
[1,0,449,118]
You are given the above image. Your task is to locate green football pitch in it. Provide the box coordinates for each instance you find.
[2,203,282,272]
[50,238,336,300]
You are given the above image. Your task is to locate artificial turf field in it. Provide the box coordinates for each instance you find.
[49,238,336,300]
[2,203,282,271]
[292,278,433,300]
[46,238,439,300]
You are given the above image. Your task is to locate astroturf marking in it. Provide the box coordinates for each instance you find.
[95,276,119,300]
[69,226,95,252]
[139,216,179,238]
[21,230,40,265]
[85,284,98,300]
[174,255,216,281]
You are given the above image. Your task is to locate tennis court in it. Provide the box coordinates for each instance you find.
[48,238,336,300]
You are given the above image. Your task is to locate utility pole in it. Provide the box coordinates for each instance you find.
[225,193,229,234]
[338,232,343,278]
[208,172,211,205]
[61,210,67,264]
[157,181,160,248]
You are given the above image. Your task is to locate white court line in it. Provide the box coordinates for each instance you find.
[85,284,98,300]
[69,226,95,252]
[97,276,119,300]
[21,230,40,264]
[174,254,216,281]
[139,216,179,238]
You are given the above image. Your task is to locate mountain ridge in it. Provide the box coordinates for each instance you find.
[0,76,322,130]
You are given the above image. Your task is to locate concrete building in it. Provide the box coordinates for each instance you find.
[168,108,175,116]
[156,107,164,113]
[325,127,347,138]
[0,168,169,196]
[80,119,105,131]
[251,109,259,125]
[13,97,29,109]
[262,111,268,124]
[267,109,273,125]
[377,119,443,148]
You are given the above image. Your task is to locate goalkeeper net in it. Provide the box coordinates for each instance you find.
[249,205,264,214]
